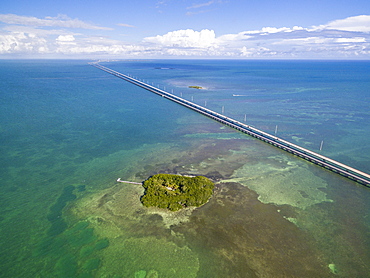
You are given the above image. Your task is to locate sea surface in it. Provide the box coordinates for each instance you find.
[0,59,369,277]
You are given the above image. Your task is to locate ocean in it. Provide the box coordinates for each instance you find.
[0,59,369,277]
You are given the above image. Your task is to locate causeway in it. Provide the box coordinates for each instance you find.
[91,62,370,187]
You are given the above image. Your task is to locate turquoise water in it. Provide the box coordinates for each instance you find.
[108,60,370,172]
[0,59,369,277]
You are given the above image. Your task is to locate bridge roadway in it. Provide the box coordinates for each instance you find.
[91,62,370,187]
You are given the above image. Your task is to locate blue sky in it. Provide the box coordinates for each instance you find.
[1,0,370,59]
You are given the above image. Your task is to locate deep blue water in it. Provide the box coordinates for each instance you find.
[0,59,369,277]
[106,59,370,172]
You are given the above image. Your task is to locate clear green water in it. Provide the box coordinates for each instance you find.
[0,60,369,277]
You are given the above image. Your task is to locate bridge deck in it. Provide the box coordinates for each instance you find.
[91,62,370,188]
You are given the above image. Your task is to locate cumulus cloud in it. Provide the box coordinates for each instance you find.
[143,29,217,48]
[56,35,76,47]
[140,15,370,58]
[0,31,49,54]
[56,35,75,42]
[0,13,369,58]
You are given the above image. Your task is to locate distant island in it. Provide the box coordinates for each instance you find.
[188,86,204,89]
[140,174,214,211]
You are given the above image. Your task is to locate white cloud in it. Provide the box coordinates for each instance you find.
[260,27,291,34]
[55,43,152,56]
[3,25,79,37]
[0,31,49,54]
[0,13,369,58]
[336,37,366,43]
[245,26,306,35]
[273,36,335,45]
[139,19,369,58]
[326,15,370,32]
[217,32,253,43]
[0,14,112,30]
[240,46,274,57]
[215,16,369,58]
[56,35,76,47]
[186,1,224,16]
[143,29,217,48]
[117,23,135,28]
[56,35,75,42]
[187,1,216,9]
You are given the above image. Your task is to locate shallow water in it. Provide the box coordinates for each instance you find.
[0,59,369,277]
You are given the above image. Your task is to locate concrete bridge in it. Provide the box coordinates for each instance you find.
[91,62,370,188]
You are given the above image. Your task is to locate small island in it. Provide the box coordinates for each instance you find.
[140,174,214,211]
[188,86,204,89]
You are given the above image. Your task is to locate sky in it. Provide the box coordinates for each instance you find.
[0,0,370,59]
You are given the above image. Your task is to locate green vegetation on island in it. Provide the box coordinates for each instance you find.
[188,86,203,89]
[140,174,214,211]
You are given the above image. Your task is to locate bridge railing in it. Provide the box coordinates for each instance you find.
[91,63,370,187]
